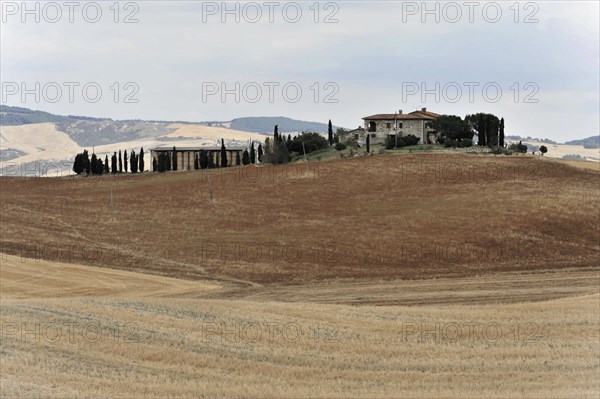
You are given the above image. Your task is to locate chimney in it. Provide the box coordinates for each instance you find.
[398,109,403,115]
[421,107,427,112]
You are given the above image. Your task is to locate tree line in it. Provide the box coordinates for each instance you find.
[73,148,145,175]
[153,141,265,173]
[154,119,338,171]
[428,113,506,149]
[262,123,337,164]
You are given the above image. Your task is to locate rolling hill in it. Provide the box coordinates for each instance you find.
[1,152,598,397]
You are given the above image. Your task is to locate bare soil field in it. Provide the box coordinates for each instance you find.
[1,153,598,284]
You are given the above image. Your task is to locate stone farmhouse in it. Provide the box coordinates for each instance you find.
[150,146,246,170]
[346,108,440,146]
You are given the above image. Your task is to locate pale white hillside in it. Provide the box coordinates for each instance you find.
[0,123,80,156]
[166,123,266,142]
[0,122,266,176]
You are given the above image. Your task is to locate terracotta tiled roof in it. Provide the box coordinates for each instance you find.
[363,110,440,121]
[344,127,365,134]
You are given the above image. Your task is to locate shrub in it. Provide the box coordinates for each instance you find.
[289,132,329,154]
[508,141,528,153]
[444,138,455,148]
[385,135,395,149]
[335,142,347,151]
[386,134,420,149]
[400,134,420,147]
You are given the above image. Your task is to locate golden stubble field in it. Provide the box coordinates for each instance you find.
[1,254,599,398]
[1,153,599,397]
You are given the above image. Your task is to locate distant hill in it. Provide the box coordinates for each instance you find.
[0,106,338,141]
[0,106,293,176]
[230,116,338,135]
[564,135,600,149]
[505,135,557,144]
[0,105,72,125]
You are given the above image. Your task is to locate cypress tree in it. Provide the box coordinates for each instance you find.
[199,150,208,169]
[478,115,486,146]
[328,119,333,146]
[274,125,279,142]
[97,158,103,175]
[91,153,97,174]
[220,139,228,168]
[242,149,250,165]
[73,153,83,175]
[236,151,241,166]
[493,122,499,147]
[366,134,370,153]
[118,150,123,173]
[499,118,505,147]
[258,143,263,162]
[139,147,145,172]
[157,153,165,172]
[250,141,256,164]
[82,150,90,175]
[112,152,117,174]
[124,150,128,173]
[207,152,215,169]
[130,150,137,173]
[104,155,109,173]
[172,146,178,171]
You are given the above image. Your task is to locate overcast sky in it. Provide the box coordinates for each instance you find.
[1,1,598,141]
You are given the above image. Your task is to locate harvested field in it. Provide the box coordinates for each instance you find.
[1,153,599,398]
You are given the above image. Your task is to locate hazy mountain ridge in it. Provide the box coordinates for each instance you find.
[230,116,339,134]
[564,135,600,149]
[0,106,339,143]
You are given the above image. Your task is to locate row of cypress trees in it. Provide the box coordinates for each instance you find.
[154,141,264,173]
[73,148,145,175]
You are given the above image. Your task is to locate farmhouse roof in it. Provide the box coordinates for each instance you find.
[150,146,247,152]
[344,127,365,134]
[363,109,440,121]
